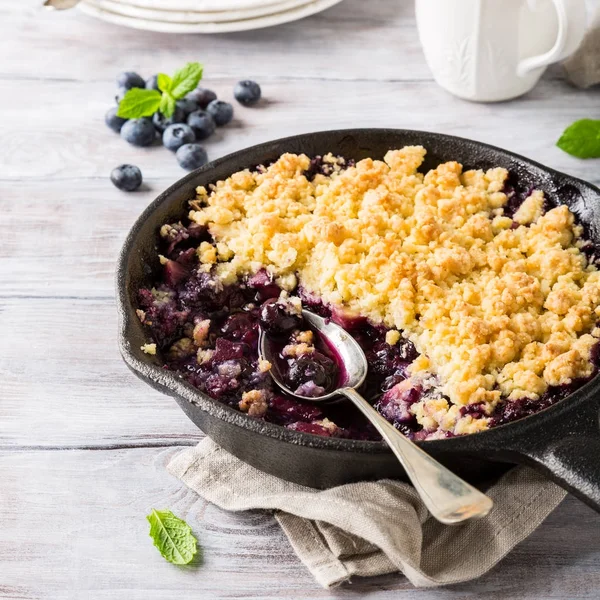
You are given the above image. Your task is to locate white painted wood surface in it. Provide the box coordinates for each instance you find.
[1,1,600,598]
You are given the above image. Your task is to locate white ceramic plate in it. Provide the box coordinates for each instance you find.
[90,0,317,23]
[78,0,343,32]
[109,0,299,10]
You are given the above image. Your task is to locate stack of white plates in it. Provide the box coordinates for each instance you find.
[78,0,344,33]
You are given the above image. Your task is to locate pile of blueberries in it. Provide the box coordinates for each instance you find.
[106,71,261,191]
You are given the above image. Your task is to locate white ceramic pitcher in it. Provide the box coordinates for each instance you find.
[415,0,588,102]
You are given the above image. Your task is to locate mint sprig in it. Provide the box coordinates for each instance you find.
[147,509,198,565]
[116,62,203,120]
[557,119,600,159]
[159,92,175,120]
[157,73,172,94]
[116,88,162,119]
[170,62,204,98]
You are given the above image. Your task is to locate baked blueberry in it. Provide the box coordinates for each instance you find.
[186,87,217,109]
[234,80,261,106]
[105,107,127,133]
[110,164,142,191]
[259,299,302,336]
[163,123,196,152]
[176,143,208,170]
[120,118,156,146]
[206,100,234,126]
[116,71,145,90]
[152,106,186,133]
[286,352,336,390]
[187,110,216,141]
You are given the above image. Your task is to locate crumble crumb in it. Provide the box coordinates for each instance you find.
[141,343,156,355]
[258,359,272,373]
[167,338,195,360]
[276,273,298,290]
[282,342,315,358]
[197,348,214,364]
[198,241,217,264]
[315,418,338,434]
[288,296,303,315]
[294,330,314,344]
[385,330,401,346]
[239,389,268,417]
[192,319,211,346]
[216,242,233,261]
[160,223,181,239]
[514,190,544,225]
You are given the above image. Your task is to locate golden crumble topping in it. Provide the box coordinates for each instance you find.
[187,147,600,434]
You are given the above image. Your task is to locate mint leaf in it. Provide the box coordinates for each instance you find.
[117,88,161,119]
[159,92,176,118]
[147,509,198,565]
[170,62,204,99]
[157,73,172,94]
[557,119,600,159]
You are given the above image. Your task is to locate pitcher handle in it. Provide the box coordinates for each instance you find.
[517,0,588,76]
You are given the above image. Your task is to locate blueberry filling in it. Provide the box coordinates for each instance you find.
[137,260,419,439]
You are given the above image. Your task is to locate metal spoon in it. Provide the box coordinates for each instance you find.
[43,0,81,10]
[259,309,493,525]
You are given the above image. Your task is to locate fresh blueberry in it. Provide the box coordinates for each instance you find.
[110,164,142,191]
[234,80,261,106]
[186,87,217,109]
[176,98,200,117]
[146,74,159,90]
[163,123,196,152]
[116,71,146,90]
[206,100,234,126]
[120,117,156,147]
[176,143,208,171]
[187,110,216,141]
[152,106,186,133]
[105,107,128,133]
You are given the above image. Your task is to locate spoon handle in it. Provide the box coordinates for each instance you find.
[339,387,494,525]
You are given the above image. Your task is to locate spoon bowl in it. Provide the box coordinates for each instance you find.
[259,310,367,402]
[259,308,494,524]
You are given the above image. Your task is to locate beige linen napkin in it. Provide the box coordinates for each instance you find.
[168,438,566,589]
[563,3,600,88]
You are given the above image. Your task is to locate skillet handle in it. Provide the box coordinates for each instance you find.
[526,436,600,513]
[520,395,600,513]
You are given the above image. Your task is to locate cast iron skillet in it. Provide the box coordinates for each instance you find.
[116,129,600,514]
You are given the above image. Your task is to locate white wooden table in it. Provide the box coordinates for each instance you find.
[2,1,600,598]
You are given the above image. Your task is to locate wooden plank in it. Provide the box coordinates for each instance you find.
[0,298,202,447]
[0,447,599,600]
[0,78,598,184]
[0,0,427,83]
